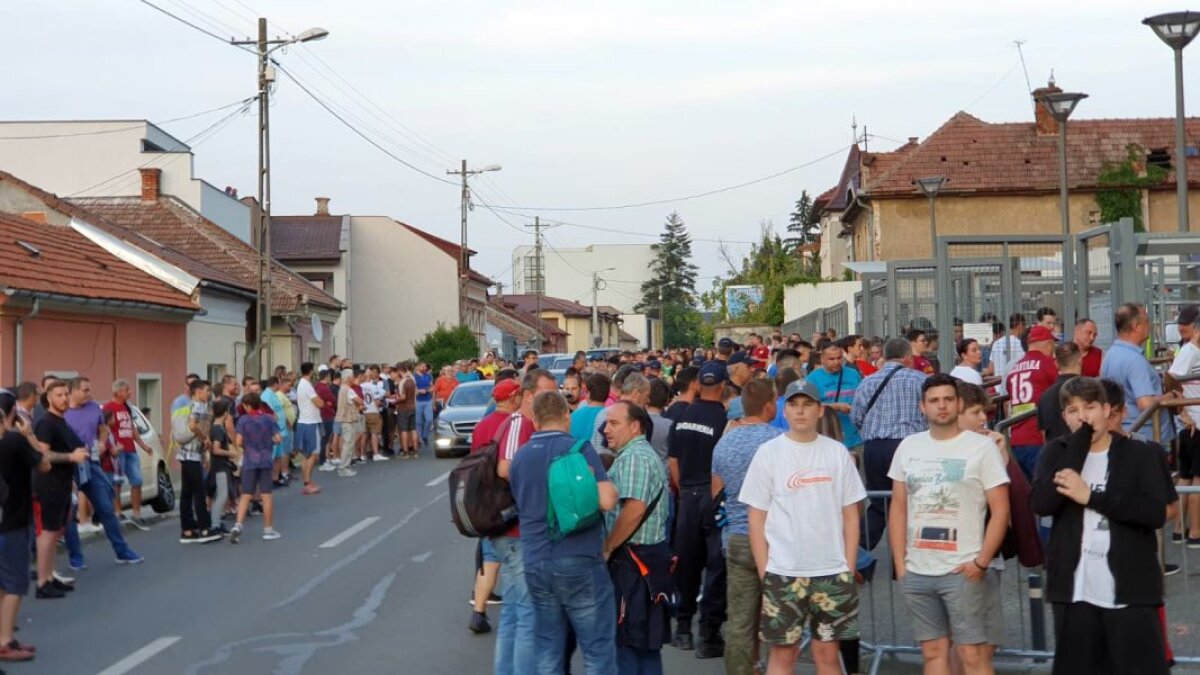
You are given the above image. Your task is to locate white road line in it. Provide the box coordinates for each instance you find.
[425,470,451,487]
[319,516,381,549]
[96,636,181,675]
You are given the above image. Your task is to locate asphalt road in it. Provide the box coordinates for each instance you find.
[13,456,738,675]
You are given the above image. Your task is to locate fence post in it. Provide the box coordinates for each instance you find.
[1028,573,1048,662]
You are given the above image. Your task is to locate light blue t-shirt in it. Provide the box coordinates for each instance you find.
[1101,339,1173,443]
[805,366,864,448]
[711,423,782,548]
[726,396,745,421]
[570,404,605,444]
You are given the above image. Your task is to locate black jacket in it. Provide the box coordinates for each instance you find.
[1031,426,1169,606]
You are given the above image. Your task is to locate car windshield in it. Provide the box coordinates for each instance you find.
[449,384,493,407]
[552,357,573,369]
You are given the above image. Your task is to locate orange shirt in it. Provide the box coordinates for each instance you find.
[433,375,458,403]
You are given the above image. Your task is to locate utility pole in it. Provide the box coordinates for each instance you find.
[446,160,502,328]
[658,286,665,350]
[591,271,600,347]
[524,216,558,330]
[233,19,328,377]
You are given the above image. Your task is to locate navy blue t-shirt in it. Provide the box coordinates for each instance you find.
[509,430,610,567]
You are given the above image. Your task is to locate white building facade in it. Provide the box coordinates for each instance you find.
[510,243,655,315]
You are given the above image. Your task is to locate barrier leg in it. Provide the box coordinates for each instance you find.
[1028,573,1048,663]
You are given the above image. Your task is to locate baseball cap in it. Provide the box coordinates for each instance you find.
[698,361,728,386]
[493,378,521,402]
[691,356,705,366]
[317,364,329,373]
[1026,325,1055,344]
[647,360,662,370]
[717,337,736,349]
[1179,304,1200,327]
[727,351,754,367]
[783,379,822,403]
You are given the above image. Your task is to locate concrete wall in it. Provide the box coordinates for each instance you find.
[188,290,251,381]
[622,313,658,350]
[267,309,337,374]
[784,281,860,323]
[510,244,654,314]
[0,301,187,435]
[288,260,350,358]
[818,212,854,279]
[0,121,250,242]
[349,216,458,362]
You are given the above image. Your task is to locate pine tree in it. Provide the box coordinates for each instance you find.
[637,212,701,346]
[784,190,818,250]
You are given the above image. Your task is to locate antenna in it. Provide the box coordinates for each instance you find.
[851,115,858,146]
[1014,39,1035,114]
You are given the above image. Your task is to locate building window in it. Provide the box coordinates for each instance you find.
[136,374,162,435]
[308,345,321,364]
[522,254,544,294]
[207,364,226,385]
[301,272,334,291]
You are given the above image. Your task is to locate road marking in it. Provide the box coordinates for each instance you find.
[97,636,181,675]
[411,550,433,563]
[319,516,380,549]
[425,470,451,487]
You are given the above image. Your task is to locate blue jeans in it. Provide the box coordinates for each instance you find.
[525,555,617,675]
[493,536,535,675]
[416,400,434,444]
[64,502,83,568]
[1012,444,1042,480]
[79,462,136,559]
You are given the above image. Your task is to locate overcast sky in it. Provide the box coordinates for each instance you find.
[4,1,1196,296]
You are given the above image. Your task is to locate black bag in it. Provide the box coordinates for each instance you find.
[448,419,519,538]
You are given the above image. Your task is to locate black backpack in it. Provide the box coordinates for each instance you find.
[448,419,518,538]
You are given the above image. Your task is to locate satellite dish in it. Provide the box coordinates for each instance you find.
[592,336,603,347]
[311,313,323,341]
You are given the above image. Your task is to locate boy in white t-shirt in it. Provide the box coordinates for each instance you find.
[741,380,866,675]
[888,373,1010,675]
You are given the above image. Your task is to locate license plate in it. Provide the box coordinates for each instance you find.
[465,434,472,444]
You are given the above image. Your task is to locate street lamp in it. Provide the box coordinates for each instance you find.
[447,161,502,328]
[1037,91,1087,237]
[592,267,615,347]
[1144,11,1200,232]
[233,19,329,377]
[914,176,947,256]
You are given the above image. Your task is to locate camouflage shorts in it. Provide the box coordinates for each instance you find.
[760,571,859,645]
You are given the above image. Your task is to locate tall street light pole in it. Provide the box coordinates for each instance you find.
[1144,11,1200,232]
[447,161,501,327]
[914,176,947,256]
[233,19,329,377]
[591,267,615,347]
[1038,91,1088,236]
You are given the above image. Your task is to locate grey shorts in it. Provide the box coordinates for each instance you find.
[901,569,1004,645]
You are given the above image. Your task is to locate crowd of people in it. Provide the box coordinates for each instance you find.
[460,306,1197,675]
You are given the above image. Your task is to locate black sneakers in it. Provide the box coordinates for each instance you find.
[671,630,693,651]
[35,583,64,599]
[468,611,492,634]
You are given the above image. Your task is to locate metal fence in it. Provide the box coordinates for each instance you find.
[782,301,849,340]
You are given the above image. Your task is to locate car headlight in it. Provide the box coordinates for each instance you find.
[436,419,454,434]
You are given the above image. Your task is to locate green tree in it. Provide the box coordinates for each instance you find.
[1095,144,1168,232]
[703,221,822,325]
[784,190,818,251]
[637,212,703,346]
[412,323,478,372]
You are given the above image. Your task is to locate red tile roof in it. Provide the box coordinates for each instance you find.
[501,294,621,319]
[489,297,569,341]
[70,197,341,312]
[0,171,251,293]
[270,215,343,262]
[398,222,493,285]
[0,211,197,311]
[864,111,1200,197]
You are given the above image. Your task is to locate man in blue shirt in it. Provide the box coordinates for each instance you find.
[1101,302,1175,444]
[806,342,864,451]
[509,391,618,675]
[413,362,434,447]
[710,379,780,675]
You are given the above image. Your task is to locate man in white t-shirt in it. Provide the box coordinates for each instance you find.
[1170,313,1200,545]
[741,379,866,675]
[888,373,1010,675]
[360,367,388,462]
[294,362,325,495]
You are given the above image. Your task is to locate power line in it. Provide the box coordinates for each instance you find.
[273,63,459,187]
[136,0,254,52]
[0,96,256,141]
[487,144,851,213]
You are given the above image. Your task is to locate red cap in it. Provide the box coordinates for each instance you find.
[493,379,521,401]
[1027,325,1055,344]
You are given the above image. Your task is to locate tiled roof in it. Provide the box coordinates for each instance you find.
[618,329,639,343]
[0,211,197,311]
[70,197,342,312]
[500,294,621,319]
[824,145,861,212]
[270,215,343,262]
[0,170,250,293]
[488,298,568,342]
[397,222,493,285]
[864,111,1200,197]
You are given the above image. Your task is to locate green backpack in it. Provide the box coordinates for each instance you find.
[546,439,601,540]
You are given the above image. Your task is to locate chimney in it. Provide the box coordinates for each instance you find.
[1032,79,1063,136]
[315,197,330,216]
[140,168,161,201]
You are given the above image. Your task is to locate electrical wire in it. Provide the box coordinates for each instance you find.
[273,63,459,187]
[0,96,257,141]
[487,144,851,213]
[136,0,254,52]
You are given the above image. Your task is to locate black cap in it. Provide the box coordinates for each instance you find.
[727,351,754,366]
[718,337,735,349]
[1180,304,1200,327]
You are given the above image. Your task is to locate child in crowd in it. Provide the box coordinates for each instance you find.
[741,380,866,675]
[1032,377,1171,674]
[231,392,282,542]
[209,400,235,535]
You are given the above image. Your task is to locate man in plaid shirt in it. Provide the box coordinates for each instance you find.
[850,337,928,549]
